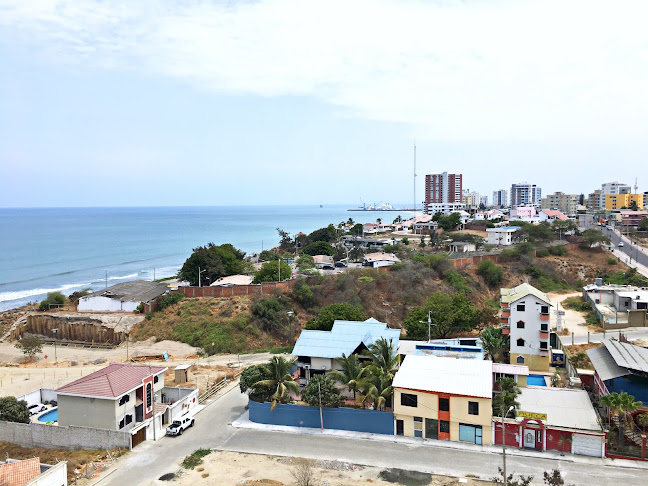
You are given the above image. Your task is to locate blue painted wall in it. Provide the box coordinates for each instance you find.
[605,375,648,403]
[248,400,394,435]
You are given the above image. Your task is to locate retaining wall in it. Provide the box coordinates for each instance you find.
[171,279,295,299]
[0,421,130,450]
[248,400,394,435]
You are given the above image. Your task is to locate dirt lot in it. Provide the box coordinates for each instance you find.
[166,451,489,486]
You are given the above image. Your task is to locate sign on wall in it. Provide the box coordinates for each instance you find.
[518,411,547,420]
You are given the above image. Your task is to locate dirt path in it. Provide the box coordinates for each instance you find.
[548,291,591,337]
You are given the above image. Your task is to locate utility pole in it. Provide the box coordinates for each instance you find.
[52,328,58,365]
[419,311,435,342]
[198,267,206,287]
[318,379,324,431]
[413,142,417,212]
[502,405,515,486]
[278,258,281,282]
[105,271,108,289]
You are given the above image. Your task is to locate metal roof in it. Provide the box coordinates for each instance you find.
[55,364,167,399]
[492,363,529,376]
[517,387,602,432]
[604,339,648,373]
[292,318,400,359]
[586,345,629,381]
[500,283,551,305]
[393,355,493,399]
[83,280,169,303]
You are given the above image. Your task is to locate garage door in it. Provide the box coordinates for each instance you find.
[572,434,602,457]
[131,427,146,448]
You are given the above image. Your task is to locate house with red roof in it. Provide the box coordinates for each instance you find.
[55,364,179,444]
[539,209,568,222]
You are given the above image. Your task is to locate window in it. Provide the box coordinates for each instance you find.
[401,393,418,408]
[413,417,423,438]
[439,420,450,433]
[540,323,549,332]
[154,375,159,384]
[146,383,153,410]
[517,321,525,329]
[439,397,449,412]
[517,304,525,311]
[459,423,483,445]
[125,414,133,425]
[516,356,525,364]
[541,305,549,314]
[119,395,130,406]
[539,342,548,350]
[468,401,479,415]
[517,338,525,347]
[119,418,125,429]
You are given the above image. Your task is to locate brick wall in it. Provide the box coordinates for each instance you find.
[0,457,40,486]
[172,279,295,298]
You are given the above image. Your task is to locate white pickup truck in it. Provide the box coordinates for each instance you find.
[166,416,194,437]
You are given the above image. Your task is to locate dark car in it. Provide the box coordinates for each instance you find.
[334,261,347,268]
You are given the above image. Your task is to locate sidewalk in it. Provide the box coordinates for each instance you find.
[231,410,648,470]
[612,229,648,277]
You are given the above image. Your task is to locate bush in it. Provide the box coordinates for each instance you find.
[181,449,211,469]
[302,241,335,256]
[0,397,30,423]
[536,249,550,258]
[516,242,535,255]
[477,260,504,286]
[293,279,317,309]
[253,260,293,283]
[548,245,568,256]
[38,291,66,311]
[306,303,366,331]
[444,271,472,293]
[15,334,43,360]
[250,295,292,333]
[155,293,184,312]
[300,375,340,408]
[606,257,618,265]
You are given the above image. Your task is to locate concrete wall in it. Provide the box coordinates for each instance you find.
[57,395,117,430]
[78,296,139,312]
[25,461,67,486]
[163,387,198,423]
[0,420,130,450]
[17,389,56,407]
[248,400,394,435]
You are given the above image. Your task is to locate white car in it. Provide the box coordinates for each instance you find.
[166,416,194,436]
[28,403,46,416]
[618,241,624,247]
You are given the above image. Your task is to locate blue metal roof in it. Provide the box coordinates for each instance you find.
[292,318,401,359]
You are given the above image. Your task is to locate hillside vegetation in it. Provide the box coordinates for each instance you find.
[131,243,631,355]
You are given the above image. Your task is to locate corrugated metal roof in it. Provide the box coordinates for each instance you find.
[83,280,169,303]
[55,364,167,399]
[587,345,629,381]
[518,387,602,432]
[291,318,400,359]
[393,355,493,399]
[604,339,648,373]
[500,283,551,305]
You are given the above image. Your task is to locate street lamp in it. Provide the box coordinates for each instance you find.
[198,267,206,287]
[287,311,295,345]
[502,405,515,486]
[419,311,436,342]
[52,328,58,364]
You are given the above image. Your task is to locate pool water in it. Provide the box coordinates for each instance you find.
[37,408,58,423]
[527,374,547,386]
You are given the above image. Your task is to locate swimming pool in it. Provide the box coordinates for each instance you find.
[37,408,58,423]
[527,374,547,386]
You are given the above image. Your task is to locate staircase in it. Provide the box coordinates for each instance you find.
[611,415,643,446]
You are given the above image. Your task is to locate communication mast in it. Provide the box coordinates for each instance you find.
[413,143,417,211]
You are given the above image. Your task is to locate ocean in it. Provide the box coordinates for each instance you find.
[0,205,415,311]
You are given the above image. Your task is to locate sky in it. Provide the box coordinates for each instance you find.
[1,0,648,208]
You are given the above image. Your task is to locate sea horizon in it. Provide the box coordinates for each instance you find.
[0,204,416,311]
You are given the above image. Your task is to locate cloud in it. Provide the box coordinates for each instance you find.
[2,0,648,141]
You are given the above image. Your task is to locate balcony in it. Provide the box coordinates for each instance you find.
[501,310,510,318]
[500,317,510,325]
[502,328,510,335]
[540,314,550,321]
[539,331,549,339]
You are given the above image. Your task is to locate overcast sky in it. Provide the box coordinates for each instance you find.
[1,0,648,208]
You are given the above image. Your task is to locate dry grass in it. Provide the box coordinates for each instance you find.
[0,441,125,482]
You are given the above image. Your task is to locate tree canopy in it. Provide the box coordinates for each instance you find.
[308,225,338,243]
[302,241,335,256]
[638,217,648,232]
[306,303,366,331]
[437,212,462,231]
[477,260,504,286]
[404,292,479,339]
[300,375,340,408]
[38,291,66,311]
[253,260,293,283]
[178,243,247,286]
[0,397,30,423]
[581,229,610,248]
[15,333,43,360]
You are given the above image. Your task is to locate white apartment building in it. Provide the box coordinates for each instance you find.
[492,189,508,208]
[500,283,552,371]
[599,181,631,209]
[463,190,481,210]
[540,192,580,216]
[510,183,542,209]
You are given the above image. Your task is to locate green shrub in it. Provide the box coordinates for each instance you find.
[536,249,550,258]
[305,303,366,331]
[155,293,184,311]
[181,449,212,469]
[525,264,543,279]
[548,245,568,256]
[516,242,535,255]
[445,271,472,293]
[38,291,66,311]
[250,295,292,333]
[606,257,618,265]
[477,260,504,286]
[293,279,317,309]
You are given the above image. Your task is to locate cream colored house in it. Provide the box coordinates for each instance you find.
[393,355,493,445]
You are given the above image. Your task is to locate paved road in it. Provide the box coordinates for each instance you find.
[599,226,648,276]
[560,326,648,345]
[95,385,648,486]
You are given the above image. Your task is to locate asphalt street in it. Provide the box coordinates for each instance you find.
[600,226,648,272]
[93,385,648,486]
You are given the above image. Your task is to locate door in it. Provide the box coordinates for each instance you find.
[131,427,146,448]
[425,419,438,440]
[524,429,536,449]
[396,420,404,436]
[572,434,602,457]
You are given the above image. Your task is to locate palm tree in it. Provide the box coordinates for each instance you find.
[618,392,643,446]
[328,353,367,400]
[356,366,393,411]
[253,356,299,411]
[600,392,622,429]
[481,326,508,363]
[365,337,400,379]
[492,377,520,417]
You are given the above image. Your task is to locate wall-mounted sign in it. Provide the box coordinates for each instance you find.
[518,411,547,420]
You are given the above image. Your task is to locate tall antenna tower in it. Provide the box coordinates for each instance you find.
[635,177,638,193]
[413,143,417,211]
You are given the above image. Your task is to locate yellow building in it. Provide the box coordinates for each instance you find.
[605,193,644,210]
[392,355,492,445]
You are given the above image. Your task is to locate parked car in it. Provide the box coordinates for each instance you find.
[618,241,624,247]
[166,416,194,436]
[28,403,46,416]
[334,261,347,268]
